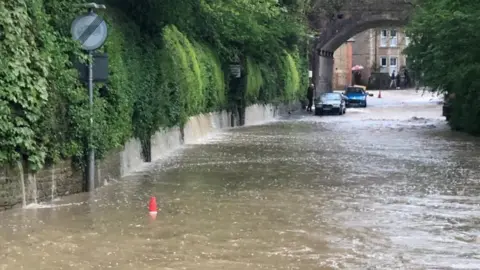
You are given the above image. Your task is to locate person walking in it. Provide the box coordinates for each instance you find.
[389,70,396,89]
[306,83,314,112]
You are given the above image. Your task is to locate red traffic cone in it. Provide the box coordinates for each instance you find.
[378,90,382,98]
[148,196,157,214]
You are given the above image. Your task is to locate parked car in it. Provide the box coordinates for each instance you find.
[343,85,373,108]
[314,92,347,115]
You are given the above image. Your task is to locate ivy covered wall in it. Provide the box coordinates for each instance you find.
[0,0,311,173]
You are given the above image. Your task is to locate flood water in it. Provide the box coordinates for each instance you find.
[1,90,480,269]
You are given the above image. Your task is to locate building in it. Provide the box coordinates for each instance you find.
[351,28,410,83]
[332,38,354,89]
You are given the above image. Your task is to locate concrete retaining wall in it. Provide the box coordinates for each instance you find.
[0,104,289,211]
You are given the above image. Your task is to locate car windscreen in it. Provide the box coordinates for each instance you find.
[320,93,341,101]
[345,88,364,94]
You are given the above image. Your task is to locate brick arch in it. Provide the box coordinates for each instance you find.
[319,18,408,52]
[311,9,412,94]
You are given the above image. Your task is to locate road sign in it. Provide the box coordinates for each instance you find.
[74,53,109,83]
[230,64,241,78]
[70,6,109,193]
[71,12,108,51]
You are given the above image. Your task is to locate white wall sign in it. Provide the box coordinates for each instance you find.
[230,64,241,78]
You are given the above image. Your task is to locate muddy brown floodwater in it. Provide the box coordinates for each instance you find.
[1,90,480,269]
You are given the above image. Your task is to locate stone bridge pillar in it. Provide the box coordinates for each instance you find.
[314,49,334,97]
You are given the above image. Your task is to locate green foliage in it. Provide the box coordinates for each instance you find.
[280,51,301,101]
[292,48,310,100]
[38,0,93,166]
[258,62,282,104]
[245,57,264,104]
[0,0,49,170]
[194,42,226,112]
[0,0,310,172]
[197,0,308,61]
[245,47,308,105]
[405,0,480,135]
[159,25,203,125]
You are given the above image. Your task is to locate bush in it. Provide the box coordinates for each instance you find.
[194,42,227,112]
[0,0,310,172]
[245,57,263,104]
[280,51,301,101]
[405,0,480,135]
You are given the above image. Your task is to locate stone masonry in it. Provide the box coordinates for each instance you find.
[309,0,413,95]
[0,150,121,211]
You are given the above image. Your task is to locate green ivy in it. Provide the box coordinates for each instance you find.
[0,0,49,171]
[0,0,311,173]
[291,47,309,100]
[159,25,198,126]
[194,42,227,112]
[280,51,301,101]
[245,57,263,104]
[38,0,96,167]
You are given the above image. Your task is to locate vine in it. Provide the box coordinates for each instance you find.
[0,0,49,171]
[0,0,311,173]
[245,57,264,104]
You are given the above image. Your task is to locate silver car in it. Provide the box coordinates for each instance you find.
[314,92,347,115]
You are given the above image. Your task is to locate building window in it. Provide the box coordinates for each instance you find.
[390,57,397,66]
[380,57,387,67]
[389,56,398,74]
[380,30,388,47]
[390,29,397,47]
[379,56,388,72]
[405,36,410,46]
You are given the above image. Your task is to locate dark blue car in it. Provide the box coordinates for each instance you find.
[343,86,373,108]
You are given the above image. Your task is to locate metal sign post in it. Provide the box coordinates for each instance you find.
[71,3,108,192]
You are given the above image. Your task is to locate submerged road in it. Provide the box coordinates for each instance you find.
[1,90,480,269]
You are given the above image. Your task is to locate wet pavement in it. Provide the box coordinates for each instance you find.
[1,90,480,269]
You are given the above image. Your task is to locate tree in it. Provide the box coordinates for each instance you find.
[404,0,480,134]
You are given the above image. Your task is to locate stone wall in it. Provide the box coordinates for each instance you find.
[333,39,354,89]
[0,160,81,211]
[352,29,374,82]
[0,155,121,211]
[0,166,22,211]
[0,104,291,211]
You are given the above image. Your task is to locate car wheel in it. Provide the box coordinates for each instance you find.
[363,102,367,108]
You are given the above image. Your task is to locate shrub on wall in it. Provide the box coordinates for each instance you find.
[292,48,310,100]
[194,42,227,112]
[0,0,310,173]
[281,51,301,101]
[245,57,264,104]
[159,25,203,126]
[1,0,57,170]
[258,61,281,104]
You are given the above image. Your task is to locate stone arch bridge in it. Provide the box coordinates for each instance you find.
[309,0,414,96]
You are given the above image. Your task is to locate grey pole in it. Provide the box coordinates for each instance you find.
[70,3,107,192]
[88,50,95,191]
